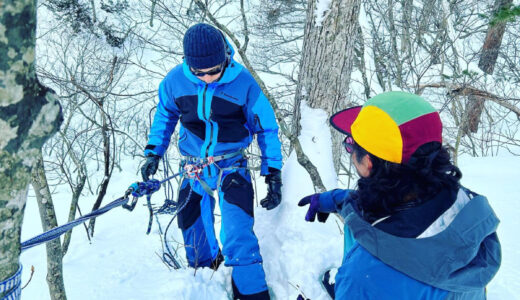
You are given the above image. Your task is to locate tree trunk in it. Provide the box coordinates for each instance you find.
[293,0,361,172]
[462,95,486,136]
[466,0,512,136]
[478,0,513,74]
[62,171,86,255]
[0,0,63,297]
[87,119,111,237]
[31,153,67,300]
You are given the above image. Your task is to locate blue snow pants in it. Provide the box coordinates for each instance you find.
[177,158,267,295]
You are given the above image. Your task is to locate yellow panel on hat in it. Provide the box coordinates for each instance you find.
[351,105,403,163]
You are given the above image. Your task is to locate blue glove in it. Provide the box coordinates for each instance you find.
[298,193,330,222]
[260,168,282,210]
[141,154,160,181]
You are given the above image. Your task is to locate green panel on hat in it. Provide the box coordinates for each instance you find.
[364,91,436,125]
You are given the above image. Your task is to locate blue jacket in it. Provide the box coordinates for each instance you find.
[318,188,501,299]
[146,39,282,175]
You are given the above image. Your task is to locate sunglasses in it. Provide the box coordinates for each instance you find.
[190,63,225,77]
[342,135,355,154]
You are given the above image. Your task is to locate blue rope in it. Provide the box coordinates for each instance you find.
[161,181,194,269]
[0,265,22,300]
[21,172,184,252]
[21,197,128,252]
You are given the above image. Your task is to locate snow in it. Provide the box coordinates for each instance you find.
[458,154,520,300]
[315,0,332,27]
[20,105,520,299]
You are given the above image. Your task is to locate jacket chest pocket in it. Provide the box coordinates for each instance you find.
[210,96,249,142]
[210,96,246,121]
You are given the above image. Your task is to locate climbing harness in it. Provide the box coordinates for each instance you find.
[181,149,247,198]
[156,149,247,269]
[0,265,22,300]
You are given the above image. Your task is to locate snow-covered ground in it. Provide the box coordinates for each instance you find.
[459,155,520,300]
[20,107,520,299]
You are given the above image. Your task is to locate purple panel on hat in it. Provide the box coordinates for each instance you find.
[329,106,362,135]
[399,112,443,163]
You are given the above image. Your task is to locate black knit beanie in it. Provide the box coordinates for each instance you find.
[183,23,226,69]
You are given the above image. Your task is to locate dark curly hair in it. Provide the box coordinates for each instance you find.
[351,142,462,223]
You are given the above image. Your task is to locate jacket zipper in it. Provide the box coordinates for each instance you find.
[202,84,213,176]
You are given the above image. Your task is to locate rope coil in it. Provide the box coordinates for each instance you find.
[0,265,22,300]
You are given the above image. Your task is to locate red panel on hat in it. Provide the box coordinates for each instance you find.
[399,112,443,163]
[329,106,362,135]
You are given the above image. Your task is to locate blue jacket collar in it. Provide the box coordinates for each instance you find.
[344,188,501,292]
[372,188,458,238]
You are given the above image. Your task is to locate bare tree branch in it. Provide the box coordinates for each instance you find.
[417,83,520,117]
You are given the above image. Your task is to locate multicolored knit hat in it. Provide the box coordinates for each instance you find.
[330,91,442,164]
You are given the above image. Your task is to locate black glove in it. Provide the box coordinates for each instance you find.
[260,167,282,210]
[141,154,160,181]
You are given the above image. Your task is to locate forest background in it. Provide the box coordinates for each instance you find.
[1,0,520,299]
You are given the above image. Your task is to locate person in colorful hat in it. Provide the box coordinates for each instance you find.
[298,91,501,299]
[141,23,282,299]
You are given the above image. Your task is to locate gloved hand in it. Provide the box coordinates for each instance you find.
[141,154,160,181]
[260,168,282,210]
[298,193,330,222]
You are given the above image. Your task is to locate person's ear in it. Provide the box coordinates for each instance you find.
[364,155,373,173]
[357,154,372,177]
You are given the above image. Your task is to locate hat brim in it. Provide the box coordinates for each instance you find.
[330,106,362,135]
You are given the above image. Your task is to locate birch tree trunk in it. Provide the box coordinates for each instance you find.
[31,153,67,300]
[0,0,63,297]
[293,0,361,172]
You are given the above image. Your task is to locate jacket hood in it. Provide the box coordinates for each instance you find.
[343,188,501,292]
[183,36,243,84]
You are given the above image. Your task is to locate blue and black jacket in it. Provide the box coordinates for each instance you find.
[145,39,282,175]
[317,187,501,299]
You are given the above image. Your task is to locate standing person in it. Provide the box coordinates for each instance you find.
[298,91,501,299]
[141,23,283,299]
